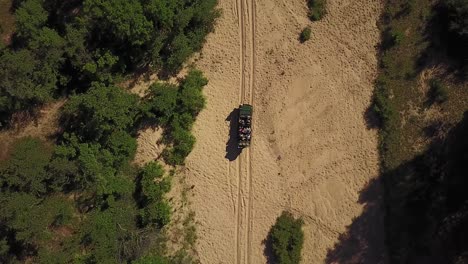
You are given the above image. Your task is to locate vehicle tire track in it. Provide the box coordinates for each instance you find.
[234,0,247,261]
[234,0,256,261]
[246,0,256,262]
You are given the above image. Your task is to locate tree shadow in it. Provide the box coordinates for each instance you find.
[326,112,468,264]
[225,108,242,161]
[364,104,380,130]
[325,177,388,264]
[263,230,277,264]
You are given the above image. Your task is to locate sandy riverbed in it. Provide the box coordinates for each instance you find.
[134,0,386,262]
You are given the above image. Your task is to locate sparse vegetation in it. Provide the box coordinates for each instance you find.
[300,26,311,43]
[307,0,327,21]
[429,78,449,103]
[374,0,468,263]
[267,211,304,264]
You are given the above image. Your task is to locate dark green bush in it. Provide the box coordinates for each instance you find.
[268,211,304,264]
[300,26,311,43]
[307,0,327,21]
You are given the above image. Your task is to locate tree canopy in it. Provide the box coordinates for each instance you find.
[268,211,304,264]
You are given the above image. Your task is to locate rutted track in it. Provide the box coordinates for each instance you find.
[234,0,256,262]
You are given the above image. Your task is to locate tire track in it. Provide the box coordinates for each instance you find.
[234,0,247,261]
[234,0,256,261]
[246,0,256,262]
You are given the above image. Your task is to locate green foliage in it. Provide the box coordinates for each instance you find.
[0,137,53,195]
[0,0,215,260]
[0,49,58,114]
[391,29,404,46]
[166,34,193,73]
[300,26,311,43]
[372,79,395,129]
[429,78,449,104]
[268,211,304,264]
[84,0,153,46]
[140,162,171,202]
[15,0,48,39]
[178,69,207,116]
[163,126,196,165]
[141,83,179,124]
[133,255,168,264]
[307,0,327,21]
[105,130,138,168]
[80,198,139,263]
[63,83,140,141]
[142,69,207,165]
[0,193,75,245]
[137,162,172,227]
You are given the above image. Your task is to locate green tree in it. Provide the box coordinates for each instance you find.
[63,83,140,141]
[15,0,48,39]
[166,34,193,73]
[104,130,138,168]
[0,137,53,195]
[141,82,178,124]
[163,126,195,165]
[138,162,171,227]
[83,0,153,46]
[307,0,327,21]
[140,162,171,202]
[300,26,311,43]
[268,211,304,264]
[178,69,207,116]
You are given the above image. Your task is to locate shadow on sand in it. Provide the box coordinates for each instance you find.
[225,108,242,161]
[324,177,388,264]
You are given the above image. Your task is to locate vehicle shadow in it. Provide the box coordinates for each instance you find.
[225,108,242,161]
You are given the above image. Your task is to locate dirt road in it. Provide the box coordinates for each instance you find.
[186,0,384,263]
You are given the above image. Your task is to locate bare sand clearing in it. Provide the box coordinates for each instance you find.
[182,0,385,263]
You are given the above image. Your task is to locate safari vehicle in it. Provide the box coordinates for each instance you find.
[238,104,253,148]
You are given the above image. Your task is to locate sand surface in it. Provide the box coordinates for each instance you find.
[182,0,386,263]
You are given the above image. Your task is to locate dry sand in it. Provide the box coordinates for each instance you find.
[181,0,386,263]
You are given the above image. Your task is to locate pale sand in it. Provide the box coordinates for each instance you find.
[182,0,385,263]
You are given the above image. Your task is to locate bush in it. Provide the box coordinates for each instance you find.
[307,0,327,21]
[391,29,404,46]
[163,126,196,165]
[372,79,395,128]
[268,211,304,264]
[300,26,311,43]
[429,78,449,103]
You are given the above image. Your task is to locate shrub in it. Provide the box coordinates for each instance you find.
[268,211,304,264]
[391,30,405,45]
[307,0,327,21]
[429,78,449,103]
[300,26,311,43]
[163,126,196,165]
[372,78,396,129]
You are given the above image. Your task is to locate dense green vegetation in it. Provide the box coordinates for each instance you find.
[307,0,327,21]
[0,0,214,262]
[0,0,218,124]
[267,211,304,264]
[373,0,468,263]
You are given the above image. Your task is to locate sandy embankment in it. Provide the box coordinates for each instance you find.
[181,0,386,263]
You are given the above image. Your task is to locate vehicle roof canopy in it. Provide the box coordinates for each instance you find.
[240,104,253,116]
